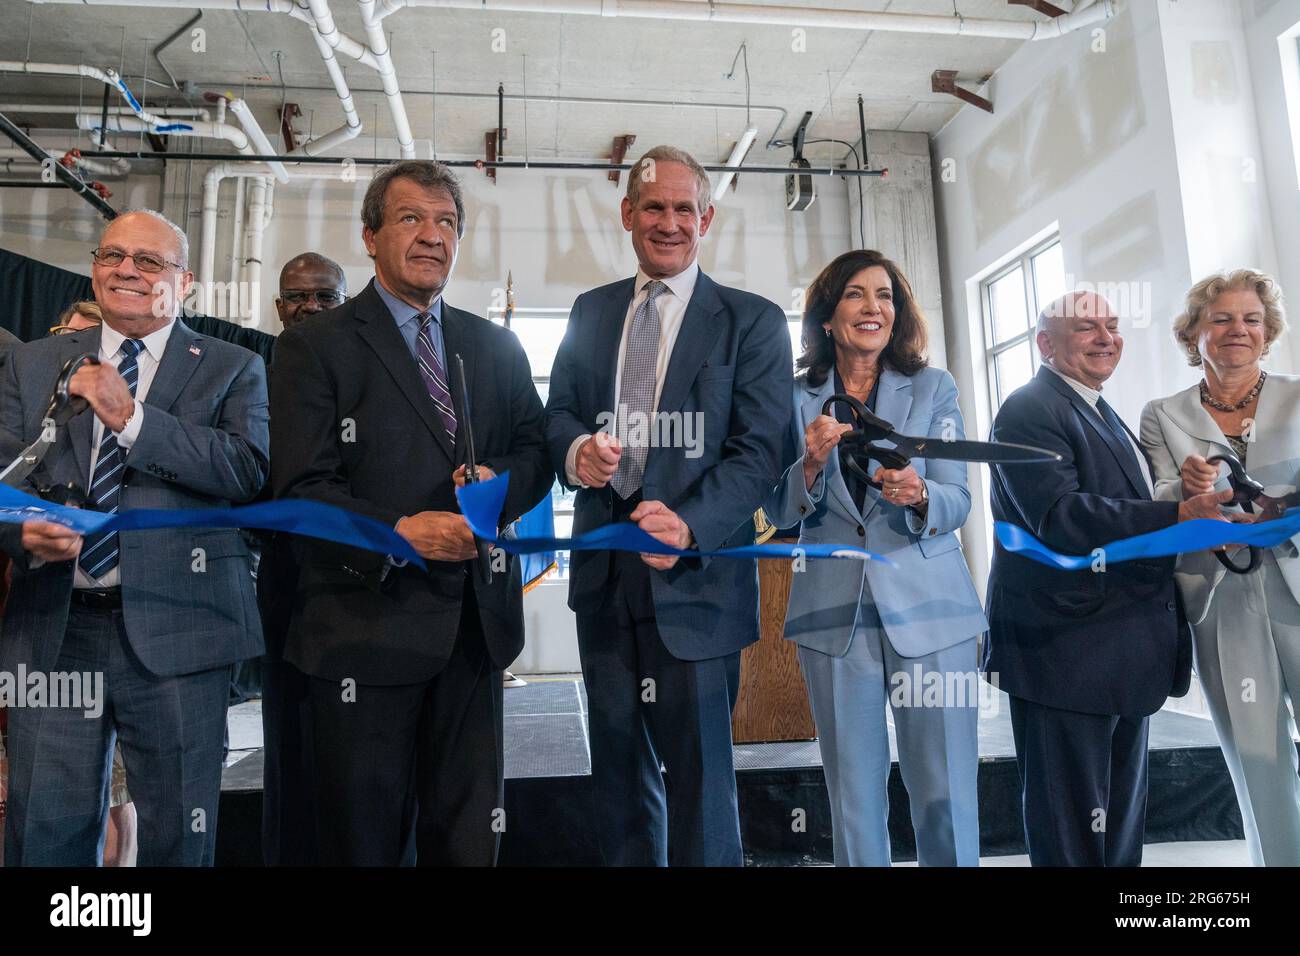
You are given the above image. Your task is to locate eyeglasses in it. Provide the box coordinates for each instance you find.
[49,324,79,335]
[280,290,346,306]
[91,247,184,273]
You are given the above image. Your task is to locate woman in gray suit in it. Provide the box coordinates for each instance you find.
[766,249,987,866]
[1140,268,1300,866]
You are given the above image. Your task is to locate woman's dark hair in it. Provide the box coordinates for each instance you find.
[797,249,929,386]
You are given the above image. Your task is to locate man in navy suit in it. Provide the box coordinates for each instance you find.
[986,291,1232,866]
[0,210,268,866]
[545,145,793,866]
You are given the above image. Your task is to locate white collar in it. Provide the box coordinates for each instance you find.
[634,261,699,303]
[101,317,176,363]
[1045,362,1102,408]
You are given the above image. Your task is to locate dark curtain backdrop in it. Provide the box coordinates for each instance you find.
[0,247,276,363]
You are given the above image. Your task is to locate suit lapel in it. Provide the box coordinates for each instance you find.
[802,375,859,520]
[594,279,636,415]
[658,272,726,416]
[143,319,205,415]
[1040,367,1147,497]
[354,280,455,465]
[1164,383,1231,453]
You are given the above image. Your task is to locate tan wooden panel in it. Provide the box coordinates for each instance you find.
[732,541,816,743]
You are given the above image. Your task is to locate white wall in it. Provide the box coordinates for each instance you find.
[934,0,1192,591]
[933,0,1300,598]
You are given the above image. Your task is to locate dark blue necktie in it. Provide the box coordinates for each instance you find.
[78,338,143,579]
[1095,396,1140,472]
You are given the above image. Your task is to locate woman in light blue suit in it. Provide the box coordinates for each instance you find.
[1140,269,1300,866]
[765,249,987,866]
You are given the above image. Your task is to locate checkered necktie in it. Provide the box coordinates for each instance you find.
[416,312,457,442]
[610,280,668,498]
[78,337,143,579]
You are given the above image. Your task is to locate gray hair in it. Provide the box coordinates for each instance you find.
[361,160,466,239]
[626,145,712,214]
[115,207,190,268]
[1173,268,1286,367]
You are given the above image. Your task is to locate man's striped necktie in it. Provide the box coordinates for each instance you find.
[416,312,457,442]
[78,338,143,580]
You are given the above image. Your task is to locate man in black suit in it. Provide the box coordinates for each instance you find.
[258,251,350,866]
[270,161,551,866]
[986,290,1232,866]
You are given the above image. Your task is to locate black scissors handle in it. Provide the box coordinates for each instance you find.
[1206,453,1264,574]
[822,392,909,488]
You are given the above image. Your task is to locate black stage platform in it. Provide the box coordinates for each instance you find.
[217,676,1253,866]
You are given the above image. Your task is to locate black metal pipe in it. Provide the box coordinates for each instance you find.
[0,180,73,188]
[76,149,887,178]
[0,113,116,218]
[497,82,504,161]
[857,93,869,169]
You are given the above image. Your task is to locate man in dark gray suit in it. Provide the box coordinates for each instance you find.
[0,210,269,866]
[545,146,793,865]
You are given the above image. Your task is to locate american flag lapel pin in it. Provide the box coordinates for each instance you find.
[189,344,202,356]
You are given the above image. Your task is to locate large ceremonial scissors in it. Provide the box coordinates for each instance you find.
[821,392,1061,488]
[0,353,98,491]
[1207,452,1300,574]
[453,353,493,585]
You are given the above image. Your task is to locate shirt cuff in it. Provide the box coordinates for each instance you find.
[565,434,592,488]
[113,399,144,450]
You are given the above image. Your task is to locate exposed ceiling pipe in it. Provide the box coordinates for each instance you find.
[76,112,252,152]
[356,0,416,159]
[376,0,1118,40]
[0,111,116,218]
[291,0,364,157]
[712,125,757,201]
[0,104,209,118]
[227,98,292,182]
[229,173,246,284]
[28,0,1117,41]
[0,60,194,132]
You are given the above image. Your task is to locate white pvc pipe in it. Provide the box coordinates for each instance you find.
[76,112,251,151]
[26,0,1117,41]
[0,60,186,130]
[0,104,209,118]
[0,145,127,176]
[288,0,364,157]
[377,0,1118,40]
[227,98,291,182]
[357,0,416,158]
[244,177,269,327]
[229,174,246,284]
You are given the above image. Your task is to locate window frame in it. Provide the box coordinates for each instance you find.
[979,234,1062,410]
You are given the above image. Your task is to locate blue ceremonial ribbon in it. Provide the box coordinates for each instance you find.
[456,471,897,565]
[995,512,1300,570]
[0,483,426,569]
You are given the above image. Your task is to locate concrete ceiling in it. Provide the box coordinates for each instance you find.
[0,0,1053,167]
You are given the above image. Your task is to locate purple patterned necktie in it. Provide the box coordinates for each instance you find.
[416,312,457,442]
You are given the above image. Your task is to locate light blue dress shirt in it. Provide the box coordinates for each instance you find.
[374,277,447,372]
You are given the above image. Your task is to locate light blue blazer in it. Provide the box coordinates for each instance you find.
[765,366,988,659]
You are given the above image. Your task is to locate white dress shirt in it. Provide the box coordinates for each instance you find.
[564,262,699,486]
[76,318,175,588]
[1045,362,1154,495]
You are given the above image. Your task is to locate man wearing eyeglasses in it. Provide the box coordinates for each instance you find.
[274,253,348,330]
[0,209,269,866]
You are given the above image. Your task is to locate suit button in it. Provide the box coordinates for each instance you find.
[798,505,807,515]
[856,525,865,536]
[929,528,938,536]
[1166,601,1176,611]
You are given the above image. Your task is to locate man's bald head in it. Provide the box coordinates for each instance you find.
[1035,290,1123,390]
[276,253,348,329]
